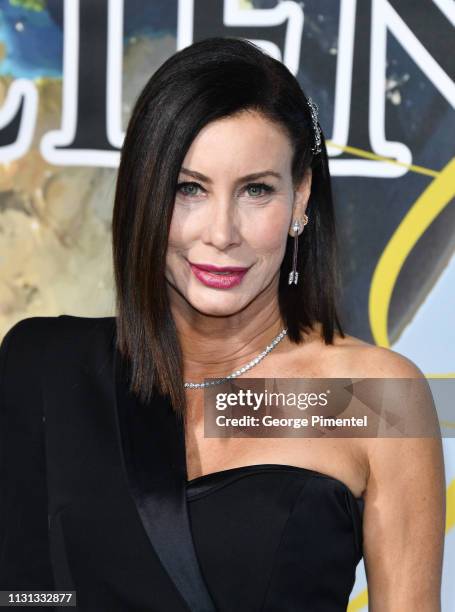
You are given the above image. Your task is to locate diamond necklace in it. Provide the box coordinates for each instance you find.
[184,327,288,389]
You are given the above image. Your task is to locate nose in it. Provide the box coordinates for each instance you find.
[201,197,241,250]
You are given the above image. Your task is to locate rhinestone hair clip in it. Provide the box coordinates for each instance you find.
[307,97,322,155]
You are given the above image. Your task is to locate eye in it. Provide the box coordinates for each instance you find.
[245,182,275,198]
[176,181,204,197]
[175,181,275,200]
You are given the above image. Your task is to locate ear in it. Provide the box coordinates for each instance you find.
[288,169,312,237]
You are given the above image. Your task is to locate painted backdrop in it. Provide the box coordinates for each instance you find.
[0,0,454,609]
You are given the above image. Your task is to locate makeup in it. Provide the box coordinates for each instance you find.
[189,262,249,289]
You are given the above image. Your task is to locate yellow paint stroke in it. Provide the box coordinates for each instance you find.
[326,141,440,177]
[447,478,455,533]
[347,477,455,610]
[334,145,455,378]
[440,422,455,429]
[347,588,369,611]
[425,373,455,378]
[368,158,455,349]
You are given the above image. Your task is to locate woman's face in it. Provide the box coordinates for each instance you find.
[165,110,311,316]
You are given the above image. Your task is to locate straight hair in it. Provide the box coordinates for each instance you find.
[112,36,345,417]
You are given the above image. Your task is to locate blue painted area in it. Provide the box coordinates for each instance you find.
[0,0,63,77]
[0,0,177,79]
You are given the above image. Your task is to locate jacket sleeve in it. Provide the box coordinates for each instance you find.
[0,318,55,590]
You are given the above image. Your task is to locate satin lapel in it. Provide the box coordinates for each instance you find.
[113,345,217,612]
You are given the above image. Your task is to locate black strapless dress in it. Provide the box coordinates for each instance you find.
[186,464,364,611]
[0,316,365,612]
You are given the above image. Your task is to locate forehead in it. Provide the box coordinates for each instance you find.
[181,111,293,175]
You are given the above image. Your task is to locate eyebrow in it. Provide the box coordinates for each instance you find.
[179,167,283,183]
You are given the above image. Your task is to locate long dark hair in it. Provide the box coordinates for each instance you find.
[112,36,344,416]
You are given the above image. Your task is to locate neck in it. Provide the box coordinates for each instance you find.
[167,283,286,382]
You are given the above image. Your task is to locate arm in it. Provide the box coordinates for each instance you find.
[361,350,446,611]
[0,318,55,589]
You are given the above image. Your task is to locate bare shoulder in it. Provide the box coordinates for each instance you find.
[325,333,445,607]
[322,329,425,379]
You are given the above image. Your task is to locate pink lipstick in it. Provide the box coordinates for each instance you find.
[189,261,249,289]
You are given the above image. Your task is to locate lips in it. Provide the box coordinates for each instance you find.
[190,262,250,273]
[189,261,250,289]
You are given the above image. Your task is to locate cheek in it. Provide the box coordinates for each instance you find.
[245,208,290,257]
[167,204,205,248]
[165,218,184,277]
[167,211,188,249]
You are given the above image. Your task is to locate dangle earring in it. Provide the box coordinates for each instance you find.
[288,214,308,285]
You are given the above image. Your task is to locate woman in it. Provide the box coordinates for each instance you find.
[0,37,445,611]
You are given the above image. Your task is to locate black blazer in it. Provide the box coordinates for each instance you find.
[0,315,217,611]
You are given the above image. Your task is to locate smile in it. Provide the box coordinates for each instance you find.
[188,261,250,289]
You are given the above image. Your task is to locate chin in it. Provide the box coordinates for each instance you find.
[187,294,247,317]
